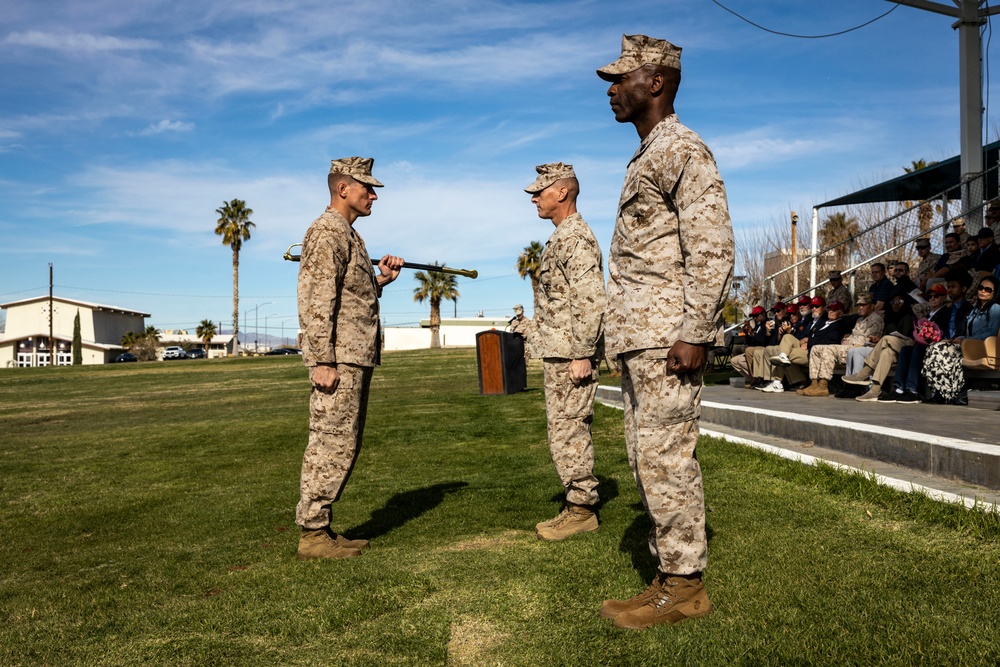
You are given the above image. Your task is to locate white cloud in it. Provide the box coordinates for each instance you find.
[138,119,195,136]
[4,30,158,53]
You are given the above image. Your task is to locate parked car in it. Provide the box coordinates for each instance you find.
[162,346,187,360]
[186,348,207,359]
[265,347,301,356]
[113,352,137,363]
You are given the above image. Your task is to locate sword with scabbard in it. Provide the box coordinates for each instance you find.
[282,243,478,279]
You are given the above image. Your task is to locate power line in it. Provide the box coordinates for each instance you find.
[710,1,899,39]
[52,285,293,299]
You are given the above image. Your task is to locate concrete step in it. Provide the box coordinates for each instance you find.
[595,384,1000,492]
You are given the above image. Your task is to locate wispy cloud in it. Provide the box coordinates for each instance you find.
[137,119,194,136]
[4,30,159,53]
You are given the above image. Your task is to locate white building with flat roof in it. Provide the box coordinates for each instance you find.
[0,295,149,367]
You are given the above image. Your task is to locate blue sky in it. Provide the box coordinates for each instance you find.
[2,0,999,334]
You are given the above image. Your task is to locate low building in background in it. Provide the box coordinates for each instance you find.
[383,317,512,351]
[157,331,237,358]
[0,296,149,367]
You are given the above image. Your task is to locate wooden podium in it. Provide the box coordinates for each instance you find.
[476,330,526,395]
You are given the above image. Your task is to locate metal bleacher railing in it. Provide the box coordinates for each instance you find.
[760,164,999,308]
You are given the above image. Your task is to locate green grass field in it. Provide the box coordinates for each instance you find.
[2,349,999,666]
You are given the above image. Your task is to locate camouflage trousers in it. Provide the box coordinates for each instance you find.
[296,363,373,529]
[808,344,849,380]
[543,359,600,507]
[620,350,707,575]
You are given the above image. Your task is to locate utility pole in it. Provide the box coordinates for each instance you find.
[889,0,1000,233]
[48,263,54,365]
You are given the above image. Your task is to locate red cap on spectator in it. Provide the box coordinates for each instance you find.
[797,296,811,306]
[750,306,766,316]
[772,301,786,310]
[926,283,948,297]
[811,296,826,307]
[828,300,845,312]
[786,304,798,313]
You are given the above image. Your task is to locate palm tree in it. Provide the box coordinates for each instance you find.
[903,159,938,234]
[818,212,861,266]
[214,199,255,354]
[197,319,217,356]
[121,330,139,349]
[143,325,161,342]
[413,263,460,349]
[517,241,544,304]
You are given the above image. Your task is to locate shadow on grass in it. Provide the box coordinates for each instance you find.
[619,503,715,583]
[347,481,468,539]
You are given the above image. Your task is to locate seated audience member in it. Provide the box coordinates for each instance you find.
[799,294,883,397]
[890,261,918,300]
[914,240,941,291]
[843,294,915,401]
[986,202,1000,229]
[868,262,893,312]
[961,275,1000,367]
[748,298,810,388]
[952,217,969,246]
[826,270,852,306]
[922,272,990,405]
[927,233,969,288]
[759,296,830,393]
[975,227,1000,277]
[883,284,950,403]
[731,305,769,387]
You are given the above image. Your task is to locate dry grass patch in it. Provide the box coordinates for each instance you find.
[447,615,509,667]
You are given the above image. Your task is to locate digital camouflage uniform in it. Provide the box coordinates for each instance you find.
[606,114,734,575]
[508,312,535,361]
[826,284,852,308]
[534,210,606,507]
[296,206,382,530]
[808,311,883,380]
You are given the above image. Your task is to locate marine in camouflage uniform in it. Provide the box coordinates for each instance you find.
[508,304,535,361]
[806,295,883,383]
[295,157,404,560]
[826,270,852,307]
[524,162,607,541]
[596,35,734,630]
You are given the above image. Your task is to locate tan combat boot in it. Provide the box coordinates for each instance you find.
[795,380,816,395]
[297,528,363,560]
[599,576,664,619]
[802,378,829,397]
[535,504,599,541]
[332,532,370,551]
[612,572,712,630]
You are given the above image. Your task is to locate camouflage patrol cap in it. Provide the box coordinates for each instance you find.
[856,293,873,306]
[524,162,577,194]
[513,304,524,313]
[329,157,384,188]
[596,34,682,82]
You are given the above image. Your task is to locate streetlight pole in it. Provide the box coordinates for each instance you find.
[253,301,274,354]
[280,318,295,347]
[263,313,286,352]
[888,0,1000,233]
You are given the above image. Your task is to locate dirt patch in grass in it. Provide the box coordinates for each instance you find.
[447,615,509,666]
[437,530,532,553]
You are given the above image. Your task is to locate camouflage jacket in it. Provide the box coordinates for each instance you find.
[826,284,852,308]
[842,311,883,347]
[298,208,381,368]
[606,114,735,356]
[534,213,606,359]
